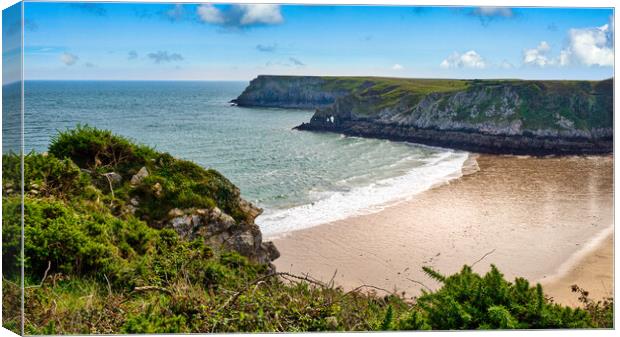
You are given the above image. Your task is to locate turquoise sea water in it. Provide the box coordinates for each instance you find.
[14,81,467,235]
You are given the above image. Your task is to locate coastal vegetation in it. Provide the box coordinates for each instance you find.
[2,126,613,333]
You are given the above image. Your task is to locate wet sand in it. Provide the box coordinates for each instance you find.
[542,233,613,306]
[270,155,613,304]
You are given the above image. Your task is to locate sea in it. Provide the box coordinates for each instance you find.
[5,81,468,236]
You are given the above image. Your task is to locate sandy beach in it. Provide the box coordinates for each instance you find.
[270,154,613,306]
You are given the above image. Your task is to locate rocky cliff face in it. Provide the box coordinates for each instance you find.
[236,76,613,155]
[232,75,349,109]
[163,195,280,266]
[123,165,280,268]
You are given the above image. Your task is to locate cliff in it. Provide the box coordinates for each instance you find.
[232,75,350,109]
[235,76,613,155]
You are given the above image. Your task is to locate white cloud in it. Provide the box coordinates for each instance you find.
[440,50,486,69]
[60,52,79,66]
[392,63,404,70]
[197,4,225,24]
[238,4,283,25]
[559,50,571,66]
[523,41,554,67]
[523,19,614,68]
[197,4,282,27]
[563,23,613,66]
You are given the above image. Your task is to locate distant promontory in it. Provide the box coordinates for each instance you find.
[232,75,613,155]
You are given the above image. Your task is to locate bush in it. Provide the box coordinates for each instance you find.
[395,265,595,330]
[18,197,155,285]
[49,124,156,174]
[131,153,247,223]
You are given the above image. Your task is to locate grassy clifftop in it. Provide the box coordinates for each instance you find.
[324,77,612,131]
[2,126,613,333]
[236,75,613,135]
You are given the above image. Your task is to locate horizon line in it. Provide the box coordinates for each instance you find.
[4,75,615,85]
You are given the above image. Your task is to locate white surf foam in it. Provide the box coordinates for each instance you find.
[257,150,470,237]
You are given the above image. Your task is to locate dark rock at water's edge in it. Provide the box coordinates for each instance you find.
[294,122,612,156]
[235,75,613,155]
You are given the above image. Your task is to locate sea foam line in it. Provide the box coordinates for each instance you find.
[258,150,470,238]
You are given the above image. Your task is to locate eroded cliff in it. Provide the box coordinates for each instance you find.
[235,75,613,155]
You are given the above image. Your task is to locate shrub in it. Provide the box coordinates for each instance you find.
[49,124,156,174]
[396,265,594,330]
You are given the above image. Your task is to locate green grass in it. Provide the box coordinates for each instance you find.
[2,126,613,333]
[319,77,471,115]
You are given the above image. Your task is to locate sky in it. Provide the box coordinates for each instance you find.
[4,2,616,81]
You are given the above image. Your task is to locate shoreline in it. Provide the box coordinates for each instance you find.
[294,121,613,157]
[270,153,613,306]
[258,147,470,237]
[542,230,613,306]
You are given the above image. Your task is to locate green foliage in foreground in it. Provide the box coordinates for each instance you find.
[2,126,613,334]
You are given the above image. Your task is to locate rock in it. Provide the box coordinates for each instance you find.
[228,231,256,257]
[208,207,236,228]
[103,172,122,187]
[239,199,262,220]
[129,197,140,206]
[130,167,149,185]
[210,207,222,219]
[165,205,280,267]
[218,213,236,227]
[195,209,208,216]
[171,215,194,240]
[168,208,184,218]
[152,182,162,197]
[260,241,280,261]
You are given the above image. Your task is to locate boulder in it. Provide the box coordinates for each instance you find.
[239,199,263,220]
[228,231,257,257]
[170,215,195,240]
[260,241,280,261]
[130,167,149,185]
[164,206,280,266]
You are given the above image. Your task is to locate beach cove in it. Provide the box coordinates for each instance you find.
[269,154,613,305]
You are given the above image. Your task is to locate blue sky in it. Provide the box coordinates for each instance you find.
[11,3,616,80]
